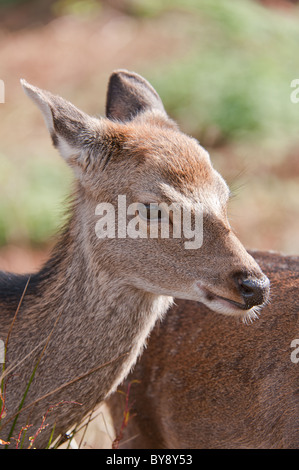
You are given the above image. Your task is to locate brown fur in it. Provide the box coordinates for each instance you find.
[0,71,269,447]
[108,251,299,449]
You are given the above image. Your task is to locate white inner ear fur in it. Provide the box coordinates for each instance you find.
[21,79,83,169]
[20,79,54,134]
[56,136,78,161]
[56,135,87,180]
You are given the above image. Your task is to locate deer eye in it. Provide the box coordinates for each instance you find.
[137,203,166,222]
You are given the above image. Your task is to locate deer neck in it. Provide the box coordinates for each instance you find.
[23,210,173,394]
[1,208,173,448]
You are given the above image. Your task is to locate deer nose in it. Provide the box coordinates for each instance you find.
[234,274,270,310]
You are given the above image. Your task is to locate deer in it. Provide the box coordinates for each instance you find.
[108,250,299,449]
[0,70,270,448]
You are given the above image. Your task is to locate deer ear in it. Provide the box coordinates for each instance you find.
[21,79,100,172]
[106,70,167,122]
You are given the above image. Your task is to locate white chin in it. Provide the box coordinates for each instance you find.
[203,297,262,324]
[194,284,262,324]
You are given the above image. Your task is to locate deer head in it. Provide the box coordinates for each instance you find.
[21,70,270,322]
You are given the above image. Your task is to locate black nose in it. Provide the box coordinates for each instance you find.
[234,274,270,309]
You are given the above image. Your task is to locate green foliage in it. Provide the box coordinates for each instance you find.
[142,0,299,144]
[52,0,101,18]
[0,0,27,6]
[0,153,72,246]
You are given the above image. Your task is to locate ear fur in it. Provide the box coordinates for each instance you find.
[21,71,171,178]
[106,69,167,122]
[21,79,102,173]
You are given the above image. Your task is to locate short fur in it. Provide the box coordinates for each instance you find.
[0,71,269,447]
[108,251,299,449]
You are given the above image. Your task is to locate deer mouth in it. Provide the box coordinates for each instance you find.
[205,291,248,310]
[196,282,246,309]
[195,282,264,321]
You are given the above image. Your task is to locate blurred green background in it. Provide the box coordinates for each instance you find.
[0,0,299,272]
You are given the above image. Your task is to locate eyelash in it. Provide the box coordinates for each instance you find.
[137,204,170,223]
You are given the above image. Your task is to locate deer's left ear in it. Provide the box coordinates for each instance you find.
[21,79,102,174]
[106,69,167,122]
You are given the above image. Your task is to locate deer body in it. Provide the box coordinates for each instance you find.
[0,71,269,448]
[1,225,172,447]
[108,251,299,449]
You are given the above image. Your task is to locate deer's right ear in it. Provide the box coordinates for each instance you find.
[21,79,101,175]
[106,70,167,122]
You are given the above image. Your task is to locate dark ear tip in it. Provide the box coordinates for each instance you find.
[108,70,151,88]
[110,69,130,77]
[108,70,131,83]
[106,69,166,122]
[109,69,138,79]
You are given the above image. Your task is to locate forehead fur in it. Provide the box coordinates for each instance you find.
[99,117,230,216]
[106,119,213,190]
